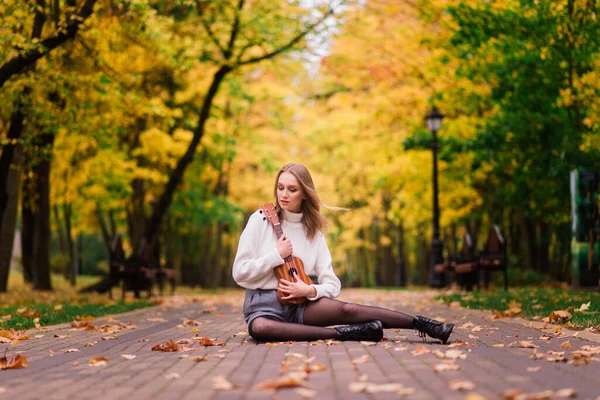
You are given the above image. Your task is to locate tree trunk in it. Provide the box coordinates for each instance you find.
[395,220,406,287]
[32,132,55,290]
[525,218,538,271]
[538,221,551,277]
[64,203,75,285]
[142,66,232,249]
[21,182,35,284]
[0,143,24,292]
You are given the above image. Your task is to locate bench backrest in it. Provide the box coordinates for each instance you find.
[483,225,505,255]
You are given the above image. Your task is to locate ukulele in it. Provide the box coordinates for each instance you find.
[261,203,314,305]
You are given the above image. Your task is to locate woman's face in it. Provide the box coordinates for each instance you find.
[277,172,304,213]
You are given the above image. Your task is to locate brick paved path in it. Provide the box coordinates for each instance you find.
[1,289,599,400]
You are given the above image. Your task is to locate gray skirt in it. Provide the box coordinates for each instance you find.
[243,289,306,327]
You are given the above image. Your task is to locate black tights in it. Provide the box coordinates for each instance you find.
[248,297,415,342]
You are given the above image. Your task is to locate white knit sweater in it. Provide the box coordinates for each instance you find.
[232,209,341,301]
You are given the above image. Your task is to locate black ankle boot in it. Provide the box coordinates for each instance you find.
[413,316,454,344]
[335,320,384,342]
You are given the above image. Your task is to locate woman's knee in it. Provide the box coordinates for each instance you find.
[248,317,273,341]
[340,302,361,318]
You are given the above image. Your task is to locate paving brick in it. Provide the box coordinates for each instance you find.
[2,289,600,399]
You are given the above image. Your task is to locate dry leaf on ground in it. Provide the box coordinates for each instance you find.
[295,388,316,398]
[152,340,180,352]
[433,361,460,372]
[560,341,571,349]
[549,310,571,324]
[121,354,136,360]
[0,354,27,370]
[251,372,310,391]
[213,375,241,390]
[88,356,108,367]
[448,380,475,391]
[351,355,369,365]
[349,382,415,396]
[411,345,431,356]
[509,341,538,348]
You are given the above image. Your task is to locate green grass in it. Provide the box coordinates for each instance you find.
[437,287,600,329]
[1,301,154,330]
[0,271,156,331]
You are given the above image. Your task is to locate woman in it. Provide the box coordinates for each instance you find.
[232,163,454,343]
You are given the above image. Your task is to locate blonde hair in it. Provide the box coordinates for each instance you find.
[273,163,328,240]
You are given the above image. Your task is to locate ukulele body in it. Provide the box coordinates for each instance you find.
[273,256,313,305]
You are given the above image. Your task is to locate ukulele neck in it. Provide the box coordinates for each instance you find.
[273,223,293,263]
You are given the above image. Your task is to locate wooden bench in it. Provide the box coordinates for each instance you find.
[108,237,176,299]
[453,232,479,291]
[478,225,508,290]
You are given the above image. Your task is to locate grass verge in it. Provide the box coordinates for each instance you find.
[1,271,155,330]
[436,286,600,329]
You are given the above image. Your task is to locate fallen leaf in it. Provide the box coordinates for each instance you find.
[152,340,180,352]
[530,349,544,360]
[213,375,240,391]
[445,350,467,360]
[360,341,377,346]
[88,356,109,367]
[448,380,475,391]
[252,372,310,391]
[555,388,577,398]
[465,393,487,400]
[295,388,316,398]
[527,366,541,372]
[351,355,369,365]
[349,382,415,395]
[102,335,118,340]
[121,354,136,360]
[559,340,571,349]
[53,334,71,339]
[411,345,431,356]
[0,354,27,370]
[493,344,505,347]
[191,356,207,362]
[433,362,460,372]
[578,302,591,312]
[65,349,79,353]
[84,342,96,347]
[549,310,571,324]
[509,341,538,348]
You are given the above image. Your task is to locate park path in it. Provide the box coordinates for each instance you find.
[1,288,599,400]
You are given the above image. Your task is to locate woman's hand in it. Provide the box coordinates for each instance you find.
[278,274,316,300]
[276,234,293,259]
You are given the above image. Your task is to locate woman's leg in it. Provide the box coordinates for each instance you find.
[303,297,414,329]
[248,316,338,342]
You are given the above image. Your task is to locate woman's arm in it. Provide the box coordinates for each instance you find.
[232,211,284,286]
[306,233,341,301]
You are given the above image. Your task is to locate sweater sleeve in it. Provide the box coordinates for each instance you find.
[232,211,284,287]
[307,233,341,301]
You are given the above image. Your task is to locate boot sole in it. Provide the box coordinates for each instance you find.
[441,324,454,344]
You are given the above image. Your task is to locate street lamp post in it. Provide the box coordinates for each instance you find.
[425,106,445,288]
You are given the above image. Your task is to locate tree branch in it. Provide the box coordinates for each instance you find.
[237,7,335,66]
[0,0,98,88]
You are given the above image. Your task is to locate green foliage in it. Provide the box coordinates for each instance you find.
[0,301,153,330]
[437,286,600,328]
